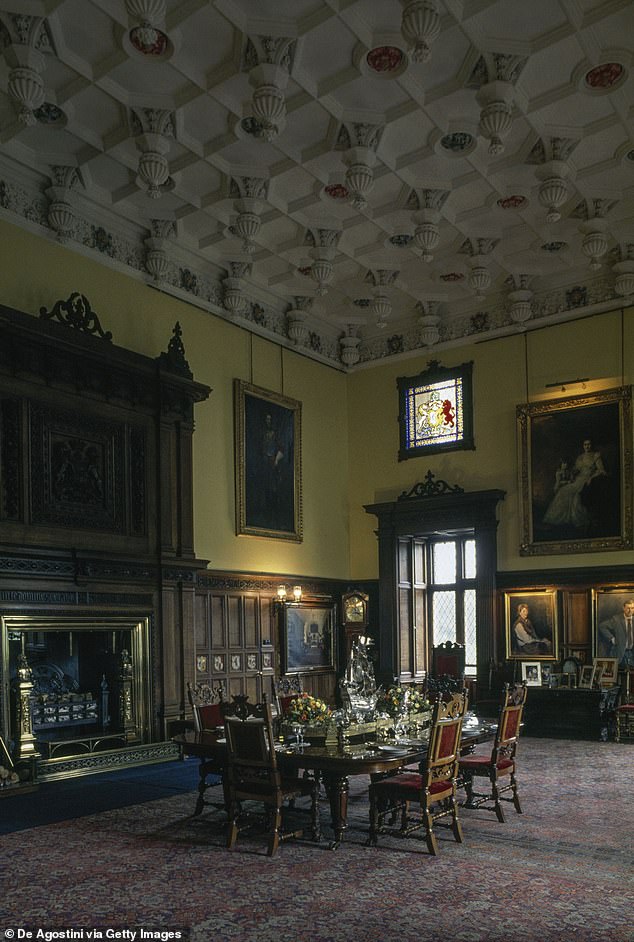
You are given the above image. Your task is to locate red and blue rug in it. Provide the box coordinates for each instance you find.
[1,739,631,942]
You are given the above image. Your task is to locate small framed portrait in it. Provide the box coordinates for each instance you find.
[521,661,542,686]
[504,589,558,660]
[281,602,335,674]
[196,655,208,673]
[541,663,553,686]
[592,657,618,687]
[579,665,596,689]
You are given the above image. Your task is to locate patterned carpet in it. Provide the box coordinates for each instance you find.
[1,739,632,942]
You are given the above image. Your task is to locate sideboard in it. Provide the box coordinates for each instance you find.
[522,686,620,741]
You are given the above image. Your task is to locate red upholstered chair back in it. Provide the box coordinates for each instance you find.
[187,681,226,733]
[424,689,468,784]
[272,674,303,717]
[198,702,223,730]
[491,682,527,760]
[431,641,466,681]
[278,695,296,716]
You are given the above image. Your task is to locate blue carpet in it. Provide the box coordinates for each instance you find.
[0,757,206,833]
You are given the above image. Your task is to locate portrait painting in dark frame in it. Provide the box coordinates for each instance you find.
[281,603,335,674]
[517,386,632,556]
[234,380,302,541]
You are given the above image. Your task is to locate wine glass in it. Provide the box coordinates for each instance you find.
[394,690,410,742]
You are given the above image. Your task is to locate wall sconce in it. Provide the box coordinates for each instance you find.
[274,584,303,610]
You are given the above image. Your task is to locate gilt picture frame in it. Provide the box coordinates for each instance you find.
[517,386,632,556]
[234,380,302,542]
[504,589,558,660]
[281,602,335,674]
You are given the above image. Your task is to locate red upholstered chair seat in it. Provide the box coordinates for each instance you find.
[617,704,634,713]
[372,772,454,802]
[459,754,514,772]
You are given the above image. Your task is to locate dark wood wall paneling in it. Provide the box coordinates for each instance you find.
[494,565,634,676]
[191,572,364,709]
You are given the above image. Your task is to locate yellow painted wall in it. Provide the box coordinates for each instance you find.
[2,217,633,584]
[0,218,350,579]
[348,308,634,578]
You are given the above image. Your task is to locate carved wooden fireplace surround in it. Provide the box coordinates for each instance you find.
[0,295,210,779]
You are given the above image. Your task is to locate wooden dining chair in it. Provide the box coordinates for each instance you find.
[458,681,527,822]
[223,693,320,856]
[615,668,634,742]
[186,681,226,815]
[368,690,469,855]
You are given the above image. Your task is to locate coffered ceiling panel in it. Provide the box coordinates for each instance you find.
[0,0,632,370]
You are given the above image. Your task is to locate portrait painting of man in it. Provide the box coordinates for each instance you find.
[234,380,302,541]
[594,588,634,667]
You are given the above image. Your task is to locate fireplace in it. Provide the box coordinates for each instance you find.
[0,300,213,782]
[2,613,154,780]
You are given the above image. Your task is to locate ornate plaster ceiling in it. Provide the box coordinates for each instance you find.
[0,0,633,369]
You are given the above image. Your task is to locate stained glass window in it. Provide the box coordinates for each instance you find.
[397,360,474,459]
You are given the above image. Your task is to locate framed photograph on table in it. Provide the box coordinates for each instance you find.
[521,662,542,686]
[517,386,632,556]
[579,665,596,689]
[234,380,302,542]
[504,589,558,660]
[281,602,335,674]
[592,657,618,687]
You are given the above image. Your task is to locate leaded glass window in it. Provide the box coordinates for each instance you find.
[397,360,474,459]
[429,536,477,676]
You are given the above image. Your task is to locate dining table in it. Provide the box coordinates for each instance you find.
[173,716,496,849]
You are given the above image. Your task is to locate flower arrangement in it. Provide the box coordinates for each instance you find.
[286,693,333,727]
[376,684,430,718]
[0,764,20,786]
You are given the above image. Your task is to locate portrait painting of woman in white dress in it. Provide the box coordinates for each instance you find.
[542,439,607,530]
[527,397,623,547]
